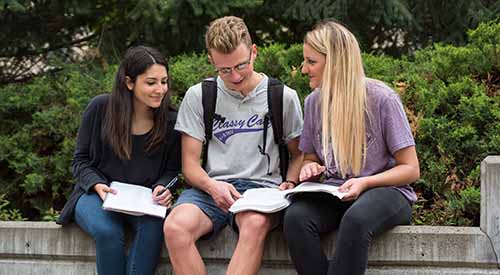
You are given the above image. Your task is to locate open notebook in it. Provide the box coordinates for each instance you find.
[229,182,346,214]
[102,181,167,218]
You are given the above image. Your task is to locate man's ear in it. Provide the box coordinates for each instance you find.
[125,76,134,91]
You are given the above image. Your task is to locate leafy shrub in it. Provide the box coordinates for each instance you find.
[169,52,213,102]
[0,60,116,220]
[0,194,26,221]
[398,21,500,225]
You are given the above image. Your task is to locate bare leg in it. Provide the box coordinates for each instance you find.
[163,204,213,275]
[226,211,273,275]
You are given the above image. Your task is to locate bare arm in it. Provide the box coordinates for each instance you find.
[181,134,241,211]
[279,137,303,190]
[364,145,419,187]
[181,133,211,190]
[340,145,420,201]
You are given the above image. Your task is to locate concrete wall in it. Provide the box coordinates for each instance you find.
[1,156,499,275]
[1,222,499,275]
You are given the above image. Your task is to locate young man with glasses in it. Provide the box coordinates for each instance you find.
[163,16,303,275]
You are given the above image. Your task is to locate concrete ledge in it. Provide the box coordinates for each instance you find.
[481,156,500,263]
[1,156,499,274]
[1,221,499,274]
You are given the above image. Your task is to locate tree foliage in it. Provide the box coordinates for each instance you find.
[0,0,263,83]
[251,0,500,55]
[1,0,499,83]
[0,0,99,83]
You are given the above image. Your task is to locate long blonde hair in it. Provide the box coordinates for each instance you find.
[305,21,367,177]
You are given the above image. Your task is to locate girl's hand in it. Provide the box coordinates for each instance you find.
[93,183,116,201]
[299,162,326,182]
[339,178,368,201]
[153,185,173,208]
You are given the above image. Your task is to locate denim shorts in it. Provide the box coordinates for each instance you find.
[174,178,274,240]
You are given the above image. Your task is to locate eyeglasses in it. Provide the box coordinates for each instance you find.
[214,52,252,75]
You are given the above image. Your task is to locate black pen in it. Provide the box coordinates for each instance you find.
[157,176,178,196]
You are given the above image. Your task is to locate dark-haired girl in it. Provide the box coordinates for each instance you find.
[57,46,181,275]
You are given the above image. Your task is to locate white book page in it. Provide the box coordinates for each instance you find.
[102,181,167,218]
[228,183,346,214]
[284,182,346,199]
[229,188,290,214]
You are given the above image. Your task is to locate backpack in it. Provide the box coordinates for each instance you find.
[201,77,289,181]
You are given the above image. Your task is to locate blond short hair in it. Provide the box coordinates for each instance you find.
[205,16,252,54]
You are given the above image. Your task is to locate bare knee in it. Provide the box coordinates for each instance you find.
[163,205,212,248]
[236,212,272,240]
[164,216,192,247]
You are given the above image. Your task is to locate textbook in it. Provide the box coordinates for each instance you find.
[229,182,346,214]
[102,181,168,218]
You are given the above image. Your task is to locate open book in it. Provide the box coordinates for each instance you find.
[229,182,346,214]
[102,181,167,218]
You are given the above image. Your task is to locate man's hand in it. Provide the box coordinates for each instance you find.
[278,181,296,190]
[207,180,241,212]
[299,162,326,182]
[93,183,116,201]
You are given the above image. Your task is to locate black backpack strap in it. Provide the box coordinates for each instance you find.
[201,77,218,169]
[267,77,289,181]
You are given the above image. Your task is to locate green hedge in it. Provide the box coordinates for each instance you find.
[1,21,499,225]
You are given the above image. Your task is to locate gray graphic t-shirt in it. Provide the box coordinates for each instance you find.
[299,78,417,202]
[176,74,303,186]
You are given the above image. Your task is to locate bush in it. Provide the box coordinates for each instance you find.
[0,194,26,221]
[0,60,116,220]
[398,21,500,225]
[0,21,498,225]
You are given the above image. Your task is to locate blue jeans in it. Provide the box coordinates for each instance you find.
[74,193,164,275]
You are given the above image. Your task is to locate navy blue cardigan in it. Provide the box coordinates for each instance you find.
[57,94,181,225]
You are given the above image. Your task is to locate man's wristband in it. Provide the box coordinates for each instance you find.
[284,179,298,186]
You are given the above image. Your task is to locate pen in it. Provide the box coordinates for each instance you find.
[157,176,178,196]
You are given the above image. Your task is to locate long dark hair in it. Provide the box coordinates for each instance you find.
[102,45,172,160]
